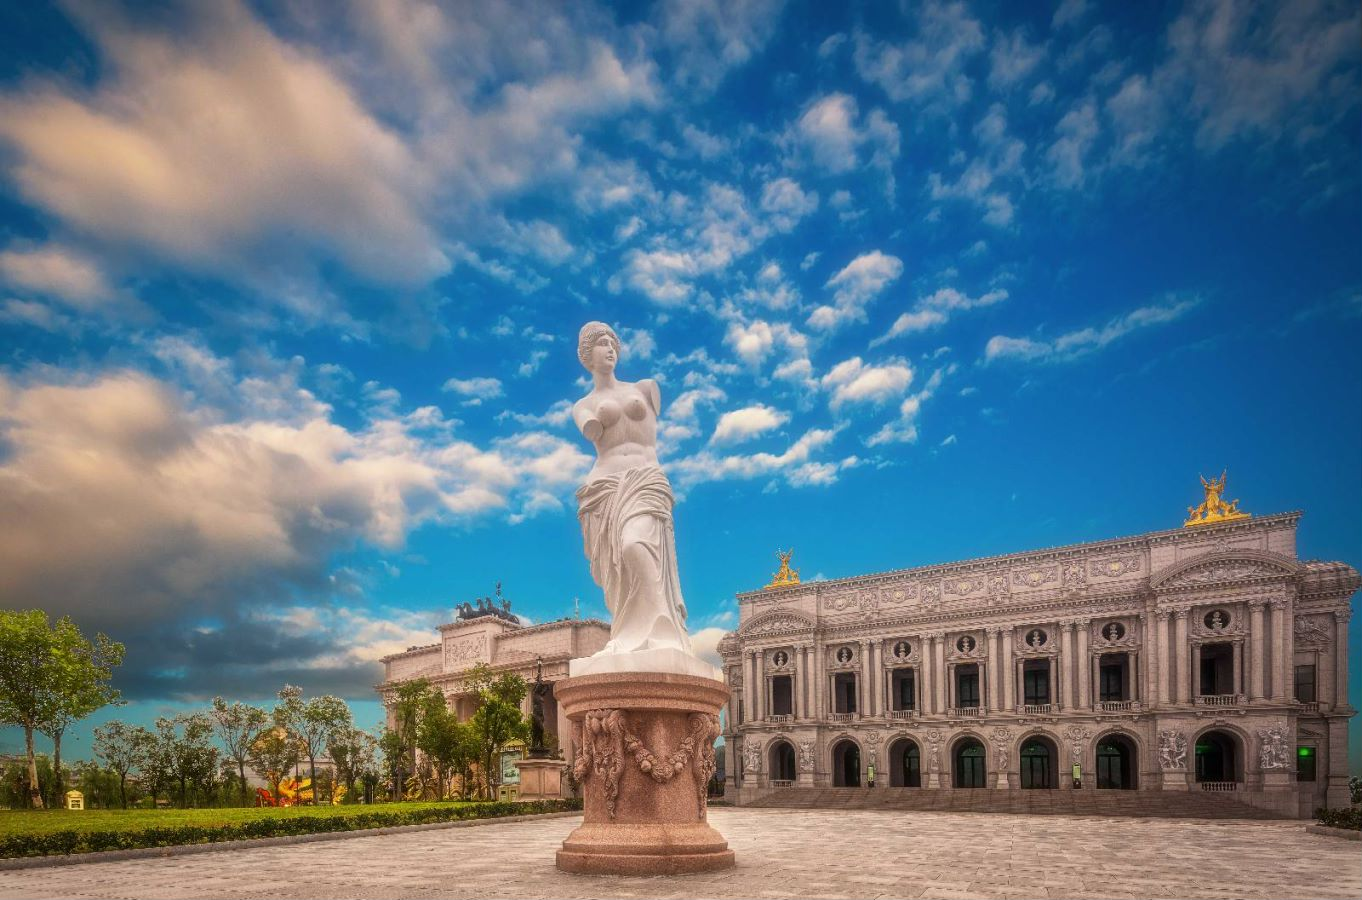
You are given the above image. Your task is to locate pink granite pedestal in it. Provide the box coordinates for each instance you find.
[554,672,735,876]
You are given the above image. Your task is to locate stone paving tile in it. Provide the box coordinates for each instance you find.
[0,807,1359,899]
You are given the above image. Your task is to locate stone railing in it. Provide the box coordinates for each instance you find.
[1199,781,1239,792]
[770,779,795,788]
[1196,694,1241,707]
[829,712,855,723]
[949,706,983,718]
[888,709,918,720]
[1020,703,1053,715]
[1296,701,1320,714]
[767,714,793,724]
[1097,700,1137,712]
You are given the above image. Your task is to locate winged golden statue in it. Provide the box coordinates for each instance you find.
[1184,470,1249,527]
[764,548,800,590]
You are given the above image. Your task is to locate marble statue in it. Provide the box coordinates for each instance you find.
[568,322,718,679]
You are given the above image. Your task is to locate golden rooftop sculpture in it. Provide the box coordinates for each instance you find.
[1184,470,1250,527]
[764,548,800,589]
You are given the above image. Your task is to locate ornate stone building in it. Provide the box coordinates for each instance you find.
[377,591,609,759]
[718,503,1356,816]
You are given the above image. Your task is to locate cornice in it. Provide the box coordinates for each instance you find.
[734,511,1304,600]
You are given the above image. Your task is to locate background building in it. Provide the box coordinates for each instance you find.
[718,505,1356,817]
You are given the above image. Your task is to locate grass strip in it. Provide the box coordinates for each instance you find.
[0,799,582,858]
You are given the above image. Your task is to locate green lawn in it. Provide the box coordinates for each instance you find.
[0,801,473,837]
[0,799,582,857]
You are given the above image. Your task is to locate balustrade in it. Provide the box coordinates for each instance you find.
[1195,694,1241,707]
[949,706,983,718]
[829,712,855,723]
[1019,703,1053,715]
[1097,700,1138,712]
[1199,781,1238,792]
[767,714,792,723]
[888,709,918,720]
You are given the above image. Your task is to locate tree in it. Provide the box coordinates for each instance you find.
[275,686,352,805]
[132,724,171,806]
[248,726,301,804]
[377,727,406,801]
[464,664,530,800]
[417,699,477,800]
[152,714,218,808]
[385,678,444,800]
[37,617,125,805]
[92,720,141,808]
[327,725,378,802]
[210,698,269,807]
[0,610,67,807]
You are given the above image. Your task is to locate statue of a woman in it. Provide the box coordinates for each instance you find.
[570,322,713,677]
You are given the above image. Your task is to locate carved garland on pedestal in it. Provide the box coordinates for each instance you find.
[571,709,720,822]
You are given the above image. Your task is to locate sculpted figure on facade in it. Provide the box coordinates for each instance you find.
[798,740,814,771]
[570,322,709,677]
[743,740,761,773]
[1158,730,1187,769]
[1258,725,1290,770]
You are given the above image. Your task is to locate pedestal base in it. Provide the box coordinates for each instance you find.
[513,757,567,801]
[554,671,735,876]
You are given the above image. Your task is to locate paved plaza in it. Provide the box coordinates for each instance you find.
[0,808,1357,900]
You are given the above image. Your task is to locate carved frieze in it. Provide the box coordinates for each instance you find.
[1013,566,1058,588]
[944,575,985,597]
[444,634,486,667]
[882,584,918,606]
[744,613,813,636]
[1063,561,1087,590]
[1293,617,1332,646]
[1089,555,1142,578]
[921,582,941,609]
[823,591,859,612]
[1165,562,1276,589]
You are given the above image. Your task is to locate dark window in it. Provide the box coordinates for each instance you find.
[892,668,916,711]
[771,675,793,716]
[1023,660,1050,705]
[902,744,921,787]
[1096,737,1136,790]
[955,664,980,708]
[1199,643,1234,696]
[1296,746,1316,782]
[1099,654,1127,702]
[772,742,796,781]
[954,740,985,788]
[1294,665,1316,703]
[833,673,857,713]
[1020,740,1055,789]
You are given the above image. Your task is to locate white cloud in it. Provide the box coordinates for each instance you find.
[865,363,951,447]
[688,626,728,669]
[0,245,115,310]
[442,376,504,402]
[985,295,1200,363]
[821,356,914,410]
[873,285,1009,345]
[710,404,790,445]
[808,250,904,331]
[656,0,786,94]
[759,177,819,232]
[1052,0,1089,29]
[851,2,986,107]
[670,426,853,489]
[790,94,900,186]
[988,29,1046,89]
[1047,99,1100,189]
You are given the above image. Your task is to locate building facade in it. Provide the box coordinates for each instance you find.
[378,594,609,766]
[718,509,1356,816]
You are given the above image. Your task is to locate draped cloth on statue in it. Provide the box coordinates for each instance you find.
[576,464,692,657]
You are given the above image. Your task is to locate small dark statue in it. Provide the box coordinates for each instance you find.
[529,656,553,759]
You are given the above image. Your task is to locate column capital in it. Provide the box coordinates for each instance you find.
[1074,617,1091,629]
[1174,609,1189,620]
[1334,609,1352,624]
[1269,598,1290,611]
[1155,609,1172,621]
[1247,598,1270,611]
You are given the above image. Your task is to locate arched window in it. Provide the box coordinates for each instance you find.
[770,741,796,783]
[1096,734,1137,790]
[888,739,921,787]
[1195,730,1240,784]
[832,740,861,787]
[954,738,986,788]
[1019,737,1057,789]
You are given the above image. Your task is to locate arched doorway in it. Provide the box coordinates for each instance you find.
[1096,734,1137,789]
[953,738,986,788]
[1019,736,1057,789]
[769,741,796,783]
[888,738,921,787]
[831,740,861,787]
[1195,730,1240,784]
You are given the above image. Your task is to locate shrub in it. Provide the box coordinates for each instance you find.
[1314,807,1362,831]
[0,799,582,858]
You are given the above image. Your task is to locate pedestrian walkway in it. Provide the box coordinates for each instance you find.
[0,807,1356,899]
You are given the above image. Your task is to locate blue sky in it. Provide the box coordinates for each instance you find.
[1,0,1359,771]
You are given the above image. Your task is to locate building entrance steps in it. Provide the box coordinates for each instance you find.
[744,787,1289,819]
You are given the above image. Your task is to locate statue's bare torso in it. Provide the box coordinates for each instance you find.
[573,379,661,481]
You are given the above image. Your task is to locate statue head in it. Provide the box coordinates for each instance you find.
[577,322,621,374]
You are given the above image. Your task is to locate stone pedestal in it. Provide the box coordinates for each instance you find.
[1160,770,1189,791]
[555,672,735,876]
[514,757,567,801]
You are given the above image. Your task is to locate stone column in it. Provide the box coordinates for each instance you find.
[1090,654,1101,706]
[1231,640,1243,698]
[793,645,803,720]
[945,661,956,712]
[1059,621,1074,710]
[1335,610,1352,712]
[1001,627,1015,712]
[1191,642,1202,699]
[1076,619,1091,709]
[919,638,932,715]
[1247,600,1266,701]
[858,640,870,717]
[1156,611,1171,706]
[1174,611,1189,704]
[1270,599,1288,701]
[1130,650,1139,702]
[934,635,948,714]
[1047,655,1057,709]
[813,641,825,720]
[987,629,1002,713]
